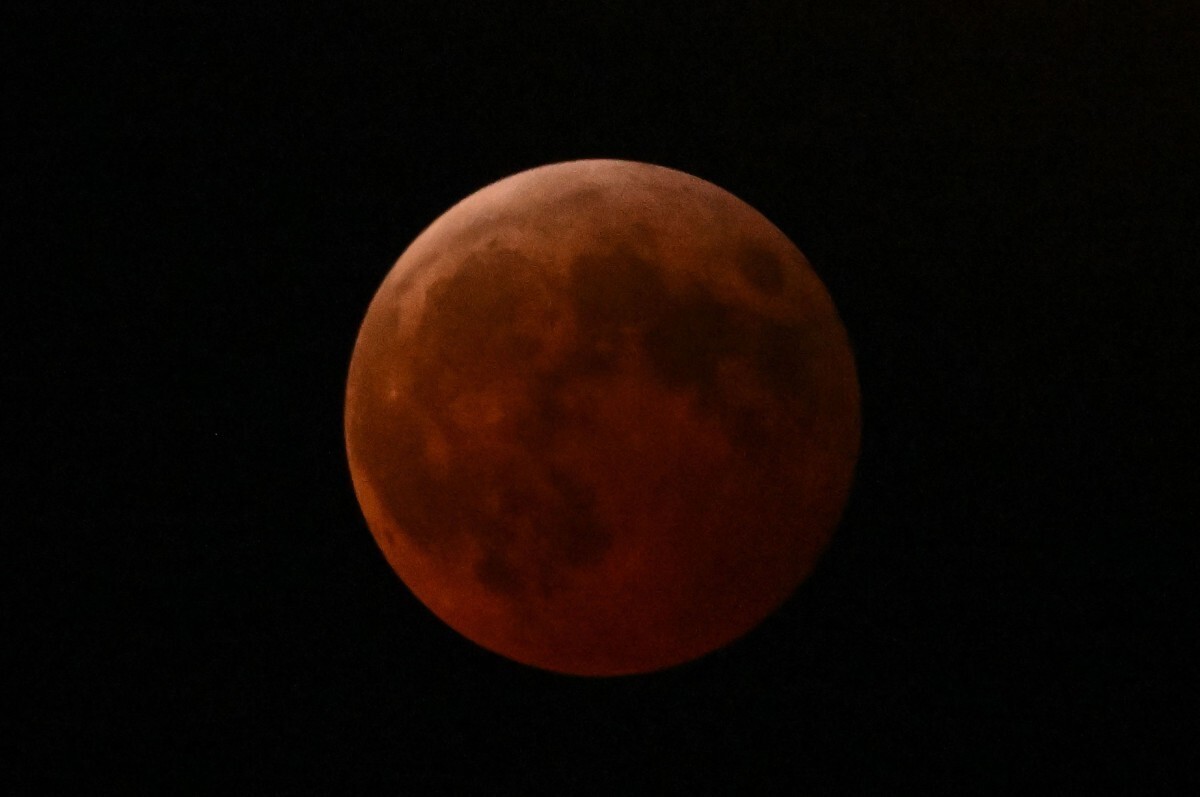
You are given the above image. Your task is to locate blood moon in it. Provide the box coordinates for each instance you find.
[345,160,860,676]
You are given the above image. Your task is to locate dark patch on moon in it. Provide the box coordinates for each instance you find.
[414,250,544,381]
[471,464,609,599]
[352,234,825,599]
[738,242,786,295]
[352,247,617,599]
[754,320,820,398]
[642,287,741,395]
[562,241,817,457]
[568,245,669,334]
[552,185,609,216]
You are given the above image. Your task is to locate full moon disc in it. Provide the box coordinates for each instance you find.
[345,160,860,676]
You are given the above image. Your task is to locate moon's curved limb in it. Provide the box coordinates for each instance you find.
[345,160,860,676]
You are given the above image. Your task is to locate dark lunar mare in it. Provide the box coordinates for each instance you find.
[350,235,830,600]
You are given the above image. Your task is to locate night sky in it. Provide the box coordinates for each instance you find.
[10,2,1196,791]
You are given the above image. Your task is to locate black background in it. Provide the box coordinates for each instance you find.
[9,1,1197,792]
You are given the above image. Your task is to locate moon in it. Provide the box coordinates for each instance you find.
[345,160,860,676]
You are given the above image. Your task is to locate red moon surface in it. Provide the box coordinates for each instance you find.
[345,160,860,676]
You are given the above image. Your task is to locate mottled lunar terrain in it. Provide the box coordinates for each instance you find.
[345,160,860,675]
